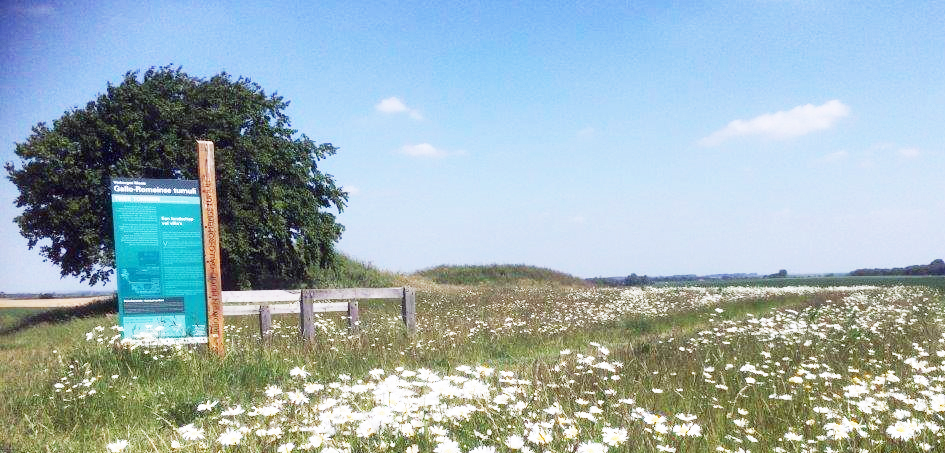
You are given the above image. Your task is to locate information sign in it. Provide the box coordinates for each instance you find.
[110,178,208,344]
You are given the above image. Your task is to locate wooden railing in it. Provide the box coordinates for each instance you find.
[221,287,416,341]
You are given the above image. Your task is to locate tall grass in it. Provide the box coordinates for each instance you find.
[2,283,943,452]
[307,254,400,288]
[415,264,589,286]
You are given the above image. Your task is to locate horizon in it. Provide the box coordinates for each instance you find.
[2,1,943,292]
[4,259,939,294]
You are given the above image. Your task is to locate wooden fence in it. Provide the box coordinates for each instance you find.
[221,287,416,341]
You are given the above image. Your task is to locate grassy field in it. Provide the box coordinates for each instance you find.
[414,264,589,286]
[2,279,944,452]
[678,275,945,289]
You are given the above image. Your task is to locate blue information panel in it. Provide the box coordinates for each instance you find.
[111,178,208,344]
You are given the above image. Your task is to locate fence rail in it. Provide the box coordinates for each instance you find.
[221,287,416,341]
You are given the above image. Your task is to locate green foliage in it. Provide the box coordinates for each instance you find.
[307,254,398,288]
[851,258,945,276]
[765,269,788,278]
[415,264,588,286]
[5,66,346,289]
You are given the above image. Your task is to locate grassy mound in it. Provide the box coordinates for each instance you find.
[415,264,588,286]
[307,254,400,288]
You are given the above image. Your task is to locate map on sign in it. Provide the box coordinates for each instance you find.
[110,178,208,344]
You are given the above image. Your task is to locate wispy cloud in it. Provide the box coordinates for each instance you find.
[818,150,849,163]
[11,4,55,16]
[341,185,360,196]
[398,143,466,158]
[375,96,423,120]
[872,142,922,158]
[699,100,850,147]
[898,147,920,158]
[577,126,596,138]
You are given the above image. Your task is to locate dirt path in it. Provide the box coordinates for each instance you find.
[0,296,111,308]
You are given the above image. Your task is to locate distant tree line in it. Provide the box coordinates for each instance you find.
[588,272,759,287]
[850,259,945,276]
[587,273,655,287]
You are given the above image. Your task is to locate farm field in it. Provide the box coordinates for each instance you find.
[2,281,944,452]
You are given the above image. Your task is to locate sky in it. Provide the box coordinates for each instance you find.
[1,1,943,292]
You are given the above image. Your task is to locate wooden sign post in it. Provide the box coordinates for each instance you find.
[198,141,225,356]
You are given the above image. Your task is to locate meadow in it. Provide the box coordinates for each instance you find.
[2,277,944,452]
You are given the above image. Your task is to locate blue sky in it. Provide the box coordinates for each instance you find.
[1,1,943,292]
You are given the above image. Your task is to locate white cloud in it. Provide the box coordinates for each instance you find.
[577,126,596,138]
[818,150,849,163]
[375,96,423,120]
[341,185,360,196]
[898,147,920,158]
[699,99,850,147]
[399,143,448,158]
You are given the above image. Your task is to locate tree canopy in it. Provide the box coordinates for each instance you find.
[5,66,347,290]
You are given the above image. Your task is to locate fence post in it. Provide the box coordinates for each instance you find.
[402,287,416,334]
[347,301,360,333]
[300,289,315,342]
[259,304,272,343]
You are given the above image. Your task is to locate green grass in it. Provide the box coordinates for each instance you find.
[415,264,589,286]
[307,253,400,288]
[2,283,944,452]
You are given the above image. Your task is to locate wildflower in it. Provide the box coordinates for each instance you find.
[563,425,579,439]
[576,441,608,453]
[886,419,922,441]
[218,428,243,446]
[197,400,219,412]
[307,433,326,448]
[527,425,552,444]
[286,390,309,405]
[255,405,280,417]
[601,426,628,446]
[178,424,205,441]
[672,422,703,437]
[469,447,497,453]
[106,439,128,452]
[220,405,245,416]
[277,442,295,453]
[434,439,461,453]
[265,385,283,397]
[289,367,310,378]
[505,435,525,450]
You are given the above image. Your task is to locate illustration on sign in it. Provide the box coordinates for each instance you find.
[110,178,208,344]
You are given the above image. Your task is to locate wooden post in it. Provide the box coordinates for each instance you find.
[402,287,416,334]
[347,301,360,333]
[198,140,225,356]
[259,305,272,343]
[300,289,315,342]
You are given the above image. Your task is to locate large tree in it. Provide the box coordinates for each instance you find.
[5,66,347,290]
